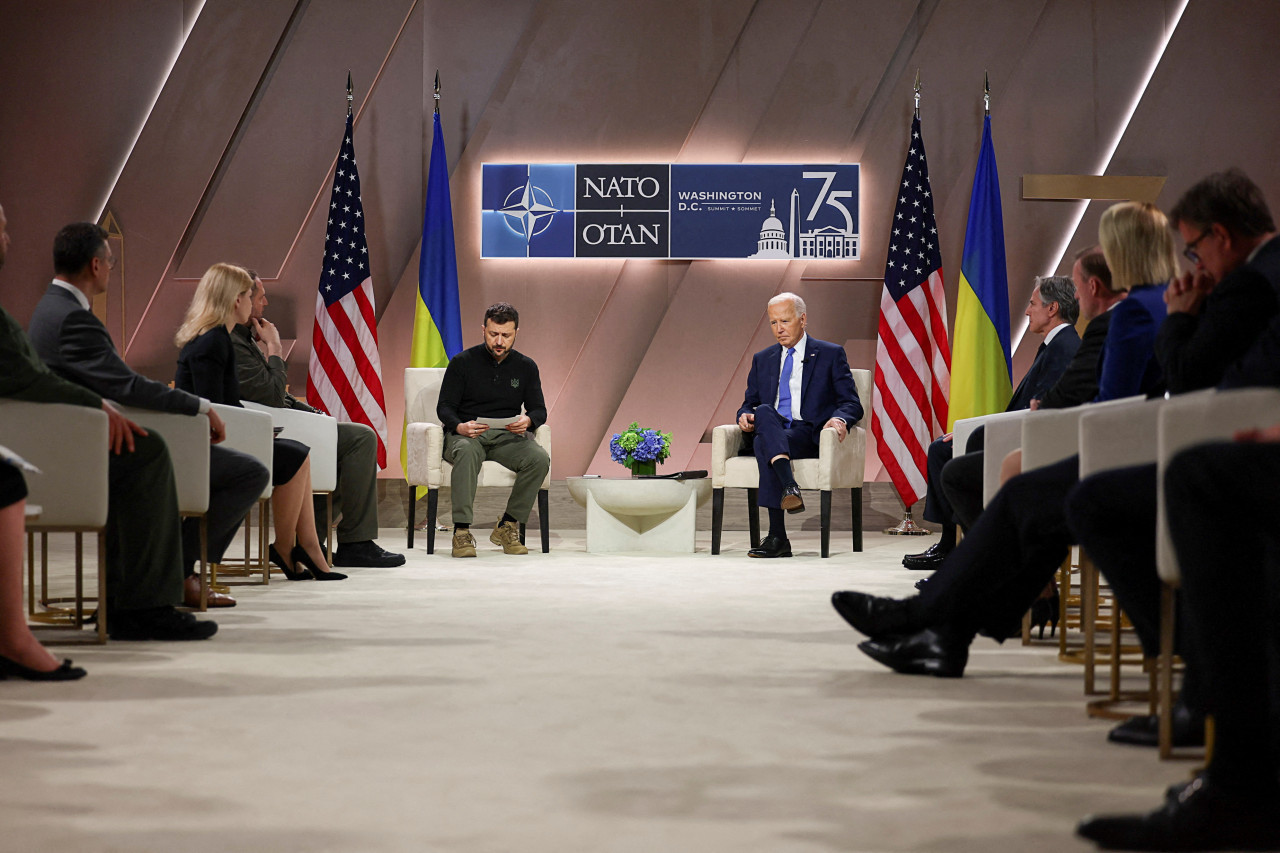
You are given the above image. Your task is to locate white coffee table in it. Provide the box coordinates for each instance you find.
[566,477,712,553]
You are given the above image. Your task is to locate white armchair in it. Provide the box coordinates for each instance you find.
[403,367,552,553]
[241,401,339,554]
[710,368,872,557]
[0,400,109,642]
[211,403,275,583]
[118,406,212,608]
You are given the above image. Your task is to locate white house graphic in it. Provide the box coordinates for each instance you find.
[748,189,859,259]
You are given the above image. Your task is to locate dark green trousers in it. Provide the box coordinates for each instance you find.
[444,430,549,525]
[105,431,184,612]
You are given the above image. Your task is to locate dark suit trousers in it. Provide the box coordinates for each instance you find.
[1165,442,1280,786]
[313,421,379,544]
[940,451,985,531]
[106,431,184,612]
[917,455,1079,639]
[1066,462,1203,712]
[922,435,956,526]
[752,404,819,508]
[183,445,270,573]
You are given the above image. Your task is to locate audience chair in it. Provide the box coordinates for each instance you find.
[0,400,109,642]
[1077,398,1167,718]
[211,403,275,584]
[403,367,552,554]
[241,401,339,557]
[1156,387,1280,759]
[710,368,872,558]
[118,407,212,609]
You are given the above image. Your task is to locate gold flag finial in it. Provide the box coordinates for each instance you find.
[913,68,921,118]
[434,70,440,116]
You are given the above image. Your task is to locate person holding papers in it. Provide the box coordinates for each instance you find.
[437,303,549,558]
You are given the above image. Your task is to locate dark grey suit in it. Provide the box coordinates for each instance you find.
[29,283,269,573]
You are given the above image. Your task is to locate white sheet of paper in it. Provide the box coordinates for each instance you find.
[477,416,519,429]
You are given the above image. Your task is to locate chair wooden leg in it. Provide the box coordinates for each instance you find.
[850,487,863,552]
[711,488,724,555]
[1158,583,1177,760]
[325,493,334,560]
[1082,552,1099,695]
[407,485,417,548]
[199,515,209,612]
[820,490,832,558]
[747,488,760,548]
[426,488,439,555]
[96,531,107,643]
[538,488,549,553]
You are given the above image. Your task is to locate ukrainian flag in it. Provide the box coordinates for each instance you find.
[401,111,464,472]
[947,114,1011,429]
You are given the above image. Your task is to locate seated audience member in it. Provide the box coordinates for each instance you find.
[232,272,403,568]
[735,292,862,559]
[0,203,216,642]
[29,223,270,608]
[830,201,1178,677]
[1077,432,1280,852]
[1065,168,1280,748]
[438,302,549,558]
[175,263,345,581]
[905,274,1080,570]
[0,462,86,680]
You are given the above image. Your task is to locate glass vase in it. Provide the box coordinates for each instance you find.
[630,459,657,478]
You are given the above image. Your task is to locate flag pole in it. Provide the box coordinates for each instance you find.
[347,70,353,116]
[886,70,933,538]
[434,69,440,115]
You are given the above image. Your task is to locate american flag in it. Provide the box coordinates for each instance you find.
[306,110,389,467]
[872,114,951,506]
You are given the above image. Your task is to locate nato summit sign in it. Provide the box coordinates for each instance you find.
[481,163,859,260]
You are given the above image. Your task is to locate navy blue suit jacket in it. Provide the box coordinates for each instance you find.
[1007,323,1081,411]
[737,337,863,426]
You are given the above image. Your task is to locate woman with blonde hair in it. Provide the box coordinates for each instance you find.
[1095,201,1180,401]
[175,263,345,580]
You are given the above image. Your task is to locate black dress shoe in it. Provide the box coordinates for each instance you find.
[902,542,950,570]
[830,591,921,637]
[857,626,968,677]
[780,484,805,514]
[1108,702,1205,748]
[109,606,218,641]
[0,654,87,681]
[332,540,406,568]
[1077,772,1280,851]
[292,546,347,580]
[748,535,792,558]
[269,544,312,581]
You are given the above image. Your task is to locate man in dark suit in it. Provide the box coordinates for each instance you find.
[29,222,270,609]
[736,292,862,558]
[903,275,1080,570]
[0,211,215,641]
[231,273,402,568]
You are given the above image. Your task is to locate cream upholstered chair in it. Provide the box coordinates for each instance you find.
[0,400,110,642]
[117,407,212,608]
[403,367,552,553]
[1153,387,1280,758]
[710,368,872,557]
[211,403,275,583]
[241,401,339,555]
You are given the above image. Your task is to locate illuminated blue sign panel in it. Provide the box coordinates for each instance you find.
[481,164,859,260]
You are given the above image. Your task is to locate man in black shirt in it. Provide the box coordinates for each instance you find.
[438,302,549,557]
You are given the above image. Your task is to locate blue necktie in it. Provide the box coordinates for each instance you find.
[778,347,795,422]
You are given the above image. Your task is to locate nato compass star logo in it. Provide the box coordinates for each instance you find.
[482,164,575,257]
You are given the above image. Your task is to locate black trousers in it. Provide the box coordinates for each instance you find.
[1166,441,1280,787]
[916,455,1079,639]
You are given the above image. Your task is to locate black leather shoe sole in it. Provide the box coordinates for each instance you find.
[748,547,793,558]
[1108,711,1206,748]
[902,554,945,571]
[857,636,966,678]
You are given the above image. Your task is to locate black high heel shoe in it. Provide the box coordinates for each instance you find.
[0,654,87,681]
[292,545,347,581]
[269,544,313,581]
[1030,592,1061,639]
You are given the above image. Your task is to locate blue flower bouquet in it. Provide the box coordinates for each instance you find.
[609,422,672,476]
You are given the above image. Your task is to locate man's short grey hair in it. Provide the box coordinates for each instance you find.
[768,292,806,316]
[1034,275,1079,325]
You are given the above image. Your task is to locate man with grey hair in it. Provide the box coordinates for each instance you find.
[736,292,862,557]
[903,275,1081,571]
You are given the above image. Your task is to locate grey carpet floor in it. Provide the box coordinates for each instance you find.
[2,529,1186,852]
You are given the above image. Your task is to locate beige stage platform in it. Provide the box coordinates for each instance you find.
[3,526,1183,853]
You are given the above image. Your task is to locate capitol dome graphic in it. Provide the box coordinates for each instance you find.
[747,189,860,260]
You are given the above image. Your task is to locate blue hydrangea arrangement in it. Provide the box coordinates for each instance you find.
[609,422,672,474]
